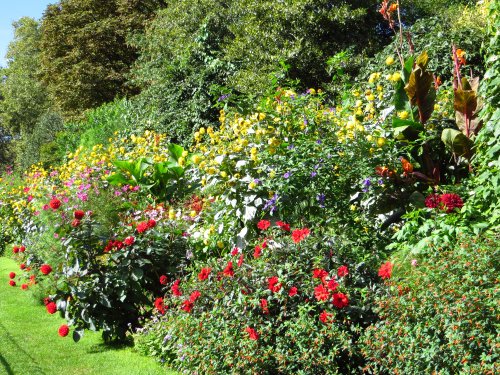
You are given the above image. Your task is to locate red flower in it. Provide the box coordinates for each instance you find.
[147,219,157,229]
[439,193,464,213]
[124,236,135,246]
[43,297,51,305]
[314,284,330,301]
[171,279,182,296]
[319,310,333,324]
[223,261,234,277]
[9,272,15,279]
[40,264,52,275]
[154,297,167,314]
[337,265,349,277]
[237,254,244,267]
[181,299,194,313]
[313,268,328,283]
[268,276,282,293]
[19,246,26,253]
[276,221,291,231]
[20,264,26,270]
[58,324,70,337]
[198,267,211,281]
[46,302,57,314]
[425,194,441,209]
[288,286,298,297]
[257,220,271,230]
[12,246,19,254]
[136,222,148,233]
[253,245,262,259]
[378,261,393,280]
[231,247,240,256]
[74,210,85,220]
[245,327,259,340]
[260,299,269,314]
[9,280,16,287]
[71,219,81,228]
[327,278,339,292]
[332,292,349,308]
[189,290,201,302]
[21,284,28,290]
[159,275,168,285]
[291,228,310,243]
[49,198,61,210]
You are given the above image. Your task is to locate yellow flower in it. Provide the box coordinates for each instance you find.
[397,111,409,120]
[386,56,395,65]
[249,181,257,189]
[217,241,224,249]
[389,72,401,82]
[376,137,386,147]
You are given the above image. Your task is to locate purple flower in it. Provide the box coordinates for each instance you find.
[283,172,291,179]
[263,194,278,214]
[311,171,317,178]
[317,193,326,208]
[316,140,322,144]
[362,178,372,192]
[288,144,295,150]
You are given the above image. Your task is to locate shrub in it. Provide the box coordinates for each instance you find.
[138,223,388,374]
[361,235,499,373]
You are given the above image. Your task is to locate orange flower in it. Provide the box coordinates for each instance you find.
[389,3,398,12]
[456,49,466,66]
[400,157,413,176]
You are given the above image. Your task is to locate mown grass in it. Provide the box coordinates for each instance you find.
[0,257,177,375]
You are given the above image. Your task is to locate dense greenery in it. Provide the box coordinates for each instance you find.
[0,0,498,374]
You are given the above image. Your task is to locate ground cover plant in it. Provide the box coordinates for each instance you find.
[0,0,498,373]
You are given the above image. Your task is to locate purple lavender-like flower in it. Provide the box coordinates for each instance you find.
[311,171,317,178]
[362,178,371,192]
[317,193,326,208]
[263,194,278,214]
[283,172,291,179]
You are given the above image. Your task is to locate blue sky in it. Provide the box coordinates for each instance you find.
[0,1,54,67]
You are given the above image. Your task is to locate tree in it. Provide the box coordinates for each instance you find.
[40,0,166,118]
[0,17,51,168]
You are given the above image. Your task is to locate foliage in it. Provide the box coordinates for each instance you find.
[40,0,166,118]
[0,17,51,168]
[139,225,386,374]
[361,235,499,374]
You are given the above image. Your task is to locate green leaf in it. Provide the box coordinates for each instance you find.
[168,143,185,160]
[441,128,474,158]
[402,56,415,83]
[394,79,409,111]
[131,268,144,281]
[106,173,134,186]
[392,118,424,140]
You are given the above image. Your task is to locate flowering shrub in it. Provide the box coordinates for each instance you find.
[361,235,499,373]
[136,222,387,373]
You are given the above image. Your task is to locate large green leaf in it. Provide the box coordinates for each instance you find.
[441,128,474,158]
[392,118,424,140]
[168,143,185,160]
[106,173,134,186]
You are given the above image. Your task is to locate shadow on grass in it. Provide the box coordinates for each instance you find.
[0,320,47,375]
[86,337,134,354]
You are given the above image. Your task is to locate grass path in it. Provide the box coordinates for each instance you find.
[0,256,175,375]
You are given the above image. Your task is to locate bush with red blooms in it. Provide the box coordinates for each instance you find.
[137,222,386,374]
[362,236,498,373]
[425,193,464,213]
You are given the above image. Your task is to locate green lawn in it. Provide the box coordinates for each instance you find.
[0,257,176,375]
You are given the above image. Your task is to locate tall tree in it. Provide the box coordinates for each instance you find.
[0,17,51,167]
[40,0,165,118]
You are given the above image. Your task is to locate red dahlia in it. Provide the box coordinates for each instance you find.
[319,310,333,324]
[136,222,148,233]
[223,261,234,277]
[12,246,19,254]
[46,302,57,314]
[257,220,271,230]
[21,284,28,290]
[154,297,166,314]
[276,221,291,231]
[9,272,15,279]
[58,324,70,337]
[171,279,182,296]
[124,236,135,246]
[327,278,339,292]
[288,286,298,297]
[337,265,349,277]
[19,246,26,252]
[20,264,26,270]
[40,264,52,275]
[260,298,269,314]
[49,198,61,210]
[291,228,310,243]
[439,193,464,213]
[332,292,349,308]
[74,210,85,220]
[245,327,259,340]
[9,280,16,287]
[314,284,330,301]
[198,267,211,281]
[425,194,441,208]
[378,261,393,280]
[181,299,194,313]
[159,275,168,285]
[147,219,157,229]
[268,276,282,293]
[253,245,262,259]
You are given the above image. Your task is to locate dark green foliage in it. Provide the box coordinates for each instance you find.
[40,0,166,119]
